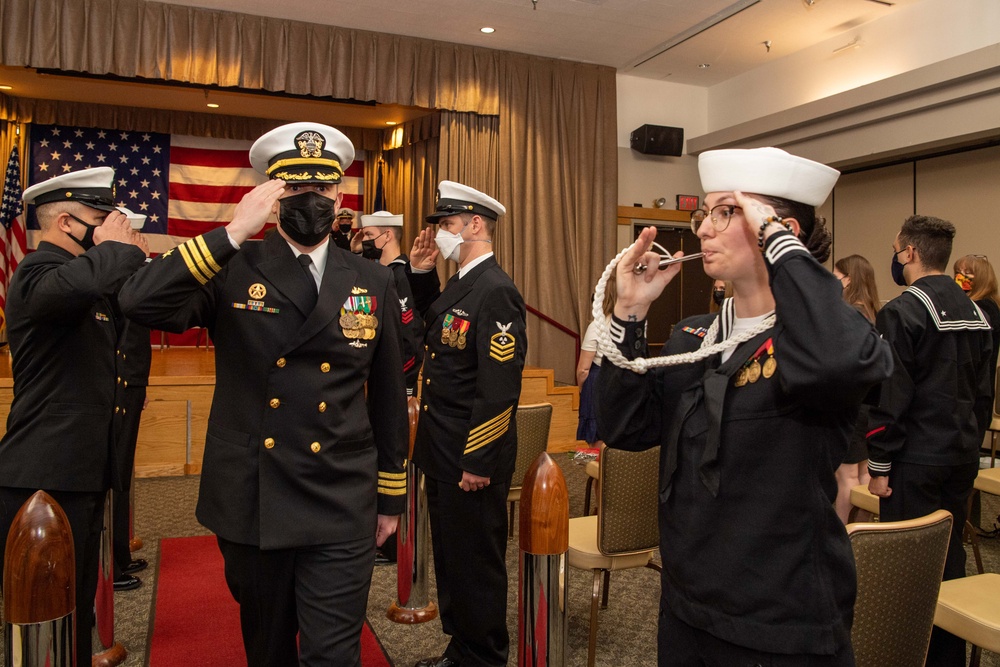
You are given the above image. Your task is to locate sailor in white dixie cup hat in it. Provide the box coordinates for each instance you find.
[0,164,149,664]
[406,180,526,667]
[117,121,408,666]
[118,206,147,230]
[597,146,892,666]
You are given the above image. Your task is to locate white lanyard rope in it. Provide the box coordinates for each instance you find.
[591,240,776,375]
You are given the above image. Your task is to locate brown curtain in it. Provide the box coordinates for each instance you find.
[0,0,500,115]
[499,54,618,382]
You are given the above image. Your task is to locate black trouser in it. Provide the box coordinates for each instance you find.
[113,385,146,578]
[879,459,979,667]
[426,475,511,667]
[217,534,375,667]
[657,600,855,667]
[0,487,106,667]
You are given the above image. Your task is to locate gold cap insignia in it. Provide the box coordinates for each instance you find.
[295,131,325,159]
[249,283,267,299]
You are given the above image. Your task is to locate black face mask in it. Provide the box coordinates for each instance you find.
[279,191,337,247]
[361,231,390,261]
[712,288,726,306]
[891,249,908,287]
[331,222,353,250]
[67,213,99,251]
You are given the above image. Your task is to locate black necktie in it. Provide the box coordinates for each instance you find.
[297,254,318,311]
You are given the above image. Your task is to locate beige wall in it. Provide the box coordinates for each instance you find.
[830,144,1000,303]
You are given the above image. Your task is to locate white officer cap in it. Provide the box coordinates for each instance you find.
[698,148,839,207]
[360,211,403,228]
[426,180,506,223]
[118,206,147,230]
[22,166,118,212]
[249,122,355,185]
[336,207,356,221]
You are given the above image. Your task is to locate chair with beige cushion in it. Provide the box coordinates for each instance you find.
[506,403,553,539]
[568,444,661,667]
[935,572,1000,667]
[983,371,1000,468]
[848,483,880,523]
[582,458,599,515]
[848,509,953,667]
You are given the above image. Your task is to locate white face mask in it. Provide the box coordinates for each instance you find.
[434,228,465,263]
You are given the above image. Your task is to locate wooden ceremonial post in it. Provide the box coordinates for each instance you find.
[92,492,127,667]
[387,397,439,623]
[3,491,76,667]
[517,452,569,667]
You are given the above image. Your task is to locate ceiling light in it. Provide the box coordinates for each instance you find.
[698,63,711,69]
[480,27,495,34]
[832,38,863,54]
[385,121,398,126]
[0,85,12,90]
[206,103,220,108]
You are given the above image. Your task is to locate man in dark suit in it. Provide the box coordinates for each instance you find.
[119,122,409,666]
[0,166,149,665]
[408,181,527,667]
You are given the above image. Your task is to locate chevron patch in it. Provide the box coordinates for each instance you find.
[489,321,516,363]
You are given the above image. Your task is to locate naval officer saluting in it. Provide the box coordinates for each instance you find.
[119,122,408,666]
[408,181,527,667]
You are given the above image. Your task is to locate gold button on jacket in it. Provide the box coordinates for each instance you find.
[320,362,331,373]
[264,438,275,449]
[318,402,327,413]
[310,442,321,453]
[276,357,286,368]
[269,398,281,408]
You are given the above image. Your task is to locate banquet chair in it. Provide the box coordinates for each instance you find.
[984,371,1000,468]
[935,572,1000,667]
[848,509,952,667]
[506,403,553,540]
[582,458,599,515]
[568,444,661,667]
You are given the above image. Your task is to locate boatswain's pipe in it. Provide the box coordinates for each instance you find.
[3,490,76,667]
[517,452,569,667]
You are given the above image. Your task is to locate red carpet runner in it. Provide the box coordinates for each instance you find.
[150,535,392,666]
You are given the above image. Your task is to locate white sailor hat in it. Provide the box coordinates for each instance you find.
[360,211,403,228]
[698,147,839,207]
[336,207,356,221]
[118,206,147,230]
[249,122,355,185]
[22,166,117,212]
[426,180,506,223]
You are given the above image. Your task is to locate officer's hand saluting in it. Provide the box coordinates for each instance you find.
[225,179,286,245]
[409,226,440,271]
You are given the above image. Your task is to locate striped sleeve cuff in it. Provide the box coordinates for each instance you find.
[867,460,891,476]
[377,470,407,496]
[176,235,224,284]
[464,405,514,455]
[763,230,809,265]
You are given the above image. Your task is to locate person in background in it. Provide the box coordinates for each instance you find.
[708,278,731,313]
[111,206,153,592]
[333,207,356,250]
[599,147,892,666]
[831,254,881,523]
[119,122,408,666]
[577,279,617,446]
[868,216,993,665]
[0,167,149,665]
[954,254,1000,383]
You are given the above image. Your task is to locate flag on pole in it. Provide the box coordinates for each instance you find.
[0,145,27,318]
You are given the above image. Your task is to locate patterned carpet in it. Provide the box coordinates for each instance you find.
[3,454,1000,666]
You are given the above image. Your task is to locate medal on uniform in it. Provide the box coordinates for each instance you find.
[747,359,762,383]
[761,338,776,378]
[457,334,467,350]
[734,368,748,387]
[340,295,377,340]
[442,314,455,344]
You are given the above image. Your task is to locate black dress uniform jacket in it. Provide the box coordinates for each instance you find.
[119,228,408,550]
[0,240,146,492]
[388,255,424,396]
[598,232,893,656]
[867,275,993,470]
[410,256,526,483]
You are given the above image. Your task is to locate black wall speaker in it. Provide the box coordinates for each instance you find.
[630,124,684,156]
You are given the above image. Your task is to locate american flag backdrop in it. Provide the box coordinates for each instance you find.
[27,124,365,255]
[0,145,27,319]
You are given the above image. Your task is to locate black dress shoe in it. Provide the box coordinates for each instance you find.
[413,657,459,667]
[122,558,148,574]
[113,574,142,592]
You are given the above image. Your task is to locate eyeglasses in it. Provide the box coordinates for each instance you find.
[691,205,742,234]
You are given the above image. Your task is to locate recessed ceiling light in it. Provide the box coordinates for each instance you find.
[385,121,398,126]
[480,27,495,34]
[698,63,711,68]
[0,85,12,90]
[206,103,220,108]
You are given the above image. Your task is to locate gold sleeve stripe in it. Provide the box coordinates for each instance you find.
[378,486,407,496]
[467,406,514,439]
[464,418,511,454]
[177,243,210,285]
[183,238,219,281]
[378,471,407,480]
[378,479,408,489]
[194,235,222,274]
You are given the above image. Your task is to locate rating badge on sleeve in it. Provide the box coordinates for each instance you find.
[489,321,516,363]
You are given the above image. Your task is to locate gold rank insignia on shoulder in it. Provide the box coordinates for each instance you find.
[161,248,174,258]
[351,286,368,295]
[489,321,516,363]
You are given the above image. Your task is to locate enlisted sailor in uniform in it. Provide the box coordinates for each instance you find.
[359,210,424,396]
[119,122,409,666]
[0,167,149,665]
[407,181,527,667]
[111,206,153,592]
[598,149,893,665]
